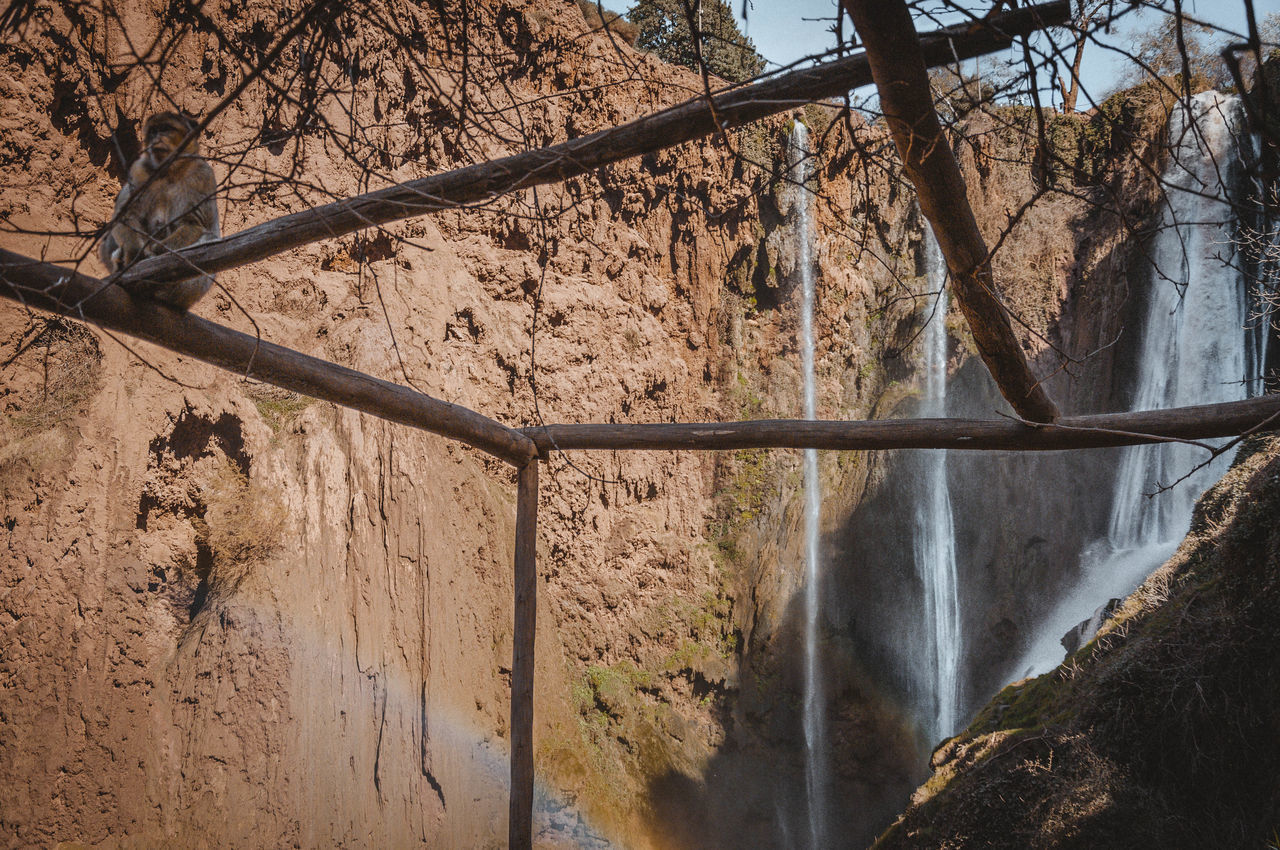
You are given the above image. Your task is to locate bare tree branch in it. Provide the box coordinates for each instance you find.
[841,0,1061,423]
[111,0,1069,288]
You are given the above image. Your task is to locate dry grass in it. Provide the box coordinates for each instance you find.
[244,381,314,434]
[0,319,101,480]
[198,458,286,571]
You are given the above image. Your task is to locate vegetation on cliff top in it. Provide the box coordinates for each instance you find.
[627,0,765,83]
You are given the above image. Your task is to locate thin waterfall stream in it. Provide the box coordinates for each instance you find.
[1018,91,1263,677]
[791,120,830,850]
[914,233,961,742]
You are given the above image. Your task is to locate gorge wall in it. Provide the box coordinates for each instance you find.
[0,1,1211,847]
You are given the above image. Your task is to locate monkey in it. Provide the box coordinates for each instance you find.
[98,111,220,309]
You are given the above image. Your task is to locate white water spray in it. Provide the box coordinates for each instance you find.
[913,233,962,741]
[1019,92,1256,677]
[791,121,829,850]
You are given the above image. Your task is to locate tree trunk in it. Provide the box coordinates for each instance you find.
[1062,28,1089,113]
[840,0,1061,423]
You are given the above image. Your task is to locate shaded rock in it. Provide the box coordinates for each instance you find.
[1060,597,1122,656]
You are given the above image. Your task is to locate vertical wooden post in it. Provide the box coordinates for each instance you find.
[509,460,539,850]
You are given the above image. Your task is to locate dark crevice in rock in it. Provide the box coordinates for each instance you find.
[148,407,250,477]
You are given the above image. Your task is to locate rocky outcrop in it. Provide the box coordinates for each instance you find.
[873,436,1280,848]
[1059,597,1121,656]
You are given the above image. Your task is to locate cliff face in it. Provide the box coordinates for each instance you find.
[0,1,1183,847]
[0,1,933,846]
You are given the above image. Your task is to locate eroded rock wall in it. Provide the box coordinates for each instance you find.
[0,1,1170,846]
[0,1,927,846]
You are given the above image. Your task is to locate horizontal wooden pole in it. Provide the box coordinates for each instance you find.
[0,249,537,466]
[23,252,1273,461]
[520,396,1280,453]
[116,1,1068,287]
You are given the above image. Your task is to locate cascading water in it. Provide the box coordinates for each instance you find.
[912,233,962,741]
[1019,91,1261,676]
[790,120,829,850]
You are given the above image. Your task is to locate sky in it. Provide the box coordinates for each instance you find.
[596,0,1280,105]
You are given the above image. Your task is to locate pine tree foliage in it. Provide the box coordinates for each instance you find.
[627,0,765,83]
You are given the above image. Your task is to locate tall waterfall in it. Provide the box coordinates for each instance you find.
[1019,91,1259,676]
[791,121,829,850]
[913,233,961,741]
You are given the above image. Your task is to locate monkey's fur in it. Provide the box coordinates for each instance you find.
[98,111,220,309]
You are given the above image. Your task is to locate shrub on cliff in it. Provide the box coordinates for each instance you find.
[0,319,101,483]
[198,459,286,573]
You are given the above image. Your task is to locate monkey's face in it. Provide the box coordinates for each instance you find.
[144,127,185,167]
[142,114,198,167]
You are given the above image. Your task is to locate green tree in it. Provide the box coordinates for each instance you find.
[627,0,765,83]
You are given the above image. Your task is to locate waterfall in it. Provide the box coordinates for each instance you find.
[1019,91,1260,677]
[791,120,829,850]
[913,233,962,741]
[1242,130,1277,395]
[1248,225,1275,395]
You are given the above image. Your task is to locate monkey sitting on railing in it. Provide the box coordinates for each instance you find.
[98,111,220,309]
